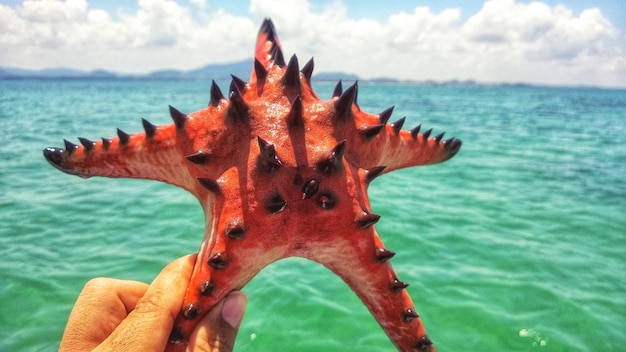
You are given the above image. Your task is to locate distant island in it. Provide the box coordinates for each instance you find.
[0,59,360,82]
[1,61,543,88]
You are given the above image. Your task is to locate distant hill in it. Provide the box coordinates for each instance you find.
[187,60,251,79]
[313,72,359,81]
[0,67,120,79]
[146,60,250,79]
[0,59,361,81]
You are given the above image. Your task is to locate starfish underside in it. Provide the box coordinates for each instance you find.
[44,19,461,351]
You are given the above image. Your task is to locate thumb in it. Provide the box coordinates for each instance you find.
[188,291,248,352]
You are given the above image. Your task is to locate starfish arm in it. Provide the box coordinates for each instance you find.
[43,121,198,191]
[363,127,462,172]
[330,85,462,173]
[251,17,285,83]
[166,232,274,352]
[167,166,293,350]
[168,239,288,352]
[346,111,462,173]
[303,230,434,352]
[42,106,237,194]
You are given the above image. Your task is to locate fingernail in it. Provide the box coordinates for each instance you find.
[222,291,248,329]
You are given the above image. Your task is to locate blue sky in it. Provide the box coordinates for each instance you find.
[1,0,625,87]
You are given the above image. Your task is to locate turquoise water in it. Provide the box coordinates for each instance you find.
[1,78,625,351]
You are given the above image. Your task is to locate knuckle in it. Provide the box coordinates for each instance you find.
[133,286,168,314]
[81,277,115,295]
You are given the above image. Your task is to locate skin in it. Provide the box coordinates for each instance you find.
[59,254,247,352]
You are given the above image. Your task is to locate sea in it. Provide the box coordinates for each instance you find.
[0,77,624,351]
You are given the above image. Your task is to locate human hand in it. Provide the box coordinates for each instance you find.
[59,254,248,352]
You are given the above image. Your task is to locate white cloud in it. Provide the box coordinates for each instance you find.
[0,0,255,73]
[0,0,624,87]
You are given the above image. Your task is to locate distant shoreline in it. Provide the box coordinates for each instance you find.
[2,75,622,90]
[1,62,623,89]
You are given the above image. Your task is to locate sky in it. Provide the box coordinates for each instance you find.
[0,0,625,87]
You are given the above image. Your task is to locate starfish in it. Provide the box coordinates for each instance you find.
[44,19,461,351]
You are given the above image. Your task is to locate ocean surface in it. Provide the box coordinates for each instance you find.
[1,77,624,351]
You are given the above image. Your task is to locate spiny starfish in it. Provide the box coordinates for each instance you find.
[44,19,461,351]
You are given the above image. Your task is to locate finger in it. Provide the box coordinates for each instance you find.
[188,291,248,352]
[95,254,197,351]
[59,278,148,352]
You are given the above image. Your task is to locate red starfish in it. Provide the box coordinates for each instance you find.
[44,19,461,351]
